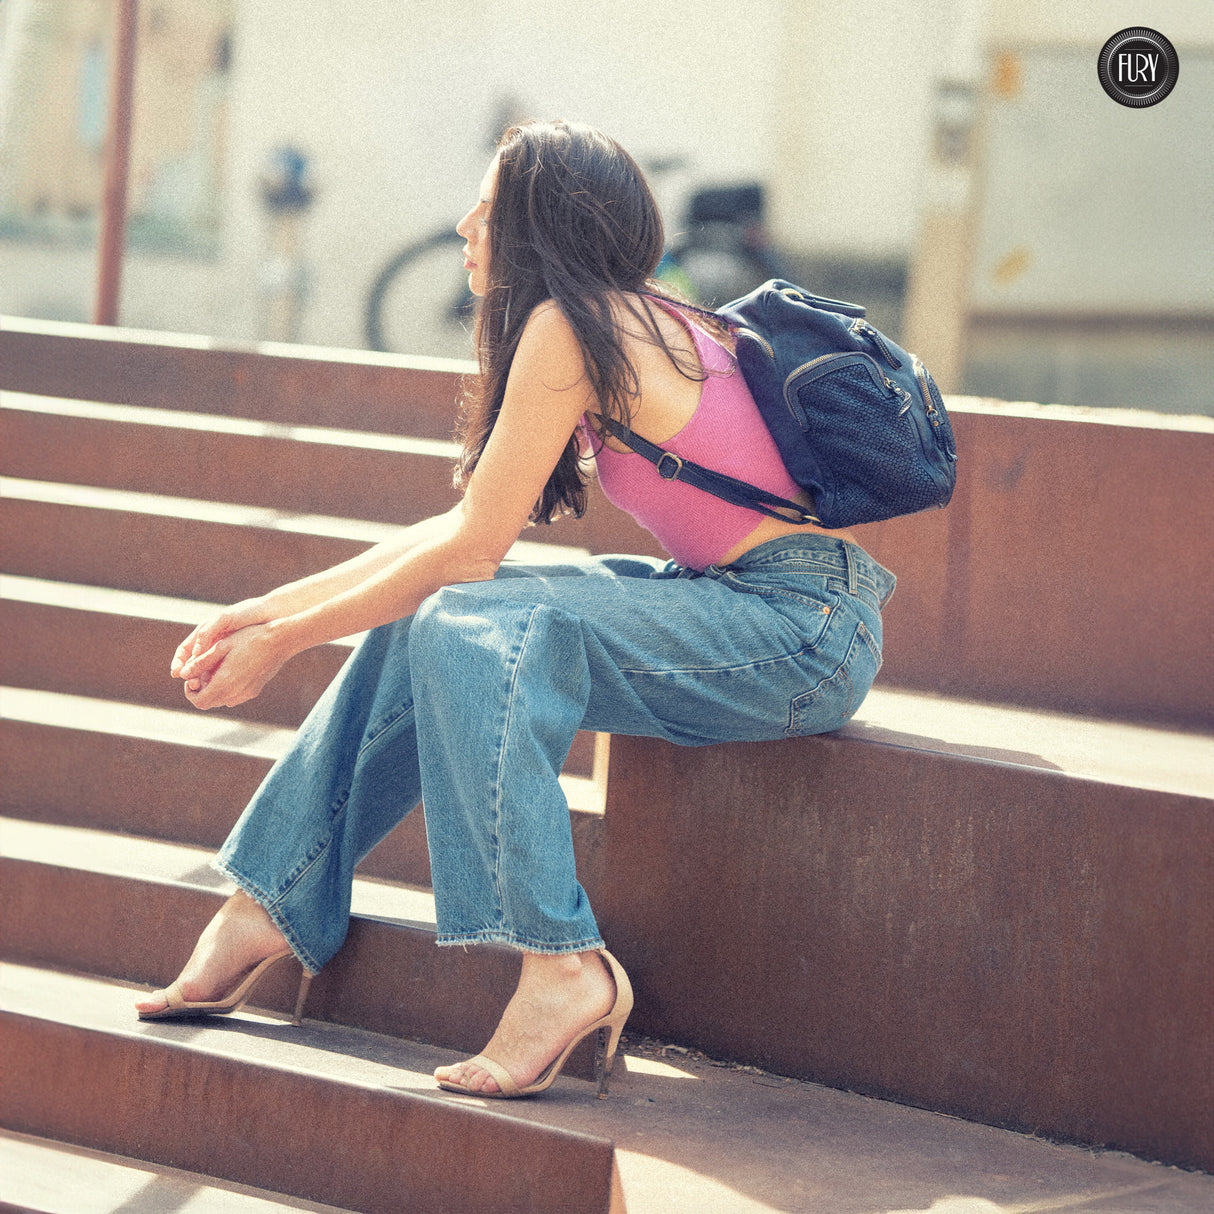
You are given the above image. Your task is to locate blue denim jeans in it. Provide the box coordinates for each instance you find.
[216,535,895,972]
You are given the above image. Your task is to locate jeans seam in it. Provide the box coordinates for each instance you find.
[359,702,415,760]
[787,663,855,736]
[489,603,544,931]
[435,928,606,954]
[856,618,882,665]
[786,615,881,736]
[618,643,815,678]
[212,856,323,975]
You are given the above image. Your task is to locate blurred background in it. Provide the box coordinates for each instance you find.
[1,0,1210,412]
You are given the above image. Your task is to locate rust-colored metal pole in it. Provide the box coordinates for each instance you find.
[93,0,139,326]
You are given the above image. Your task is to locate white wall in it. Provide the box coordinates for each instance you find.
[218,0,789,347]
[1,0,952,346]
[8,0,1203,350]
[988,0,1212,48]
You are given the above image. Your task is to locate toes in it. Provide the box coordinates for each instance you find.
[135,990,169,1015]
[468,1064,499,1094]
[435,1061,499,1094]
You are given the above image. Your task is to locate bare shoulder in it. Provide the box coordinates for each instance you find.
[519,299,577,346]
[608,292,697,367]
[522,293,690,358]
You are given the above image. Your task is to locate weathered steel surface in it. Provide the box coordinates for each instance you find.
[0,849,597,1080]
[600,732,1214,1171]
[0,321,469,439]
[0,599,347,728]
[0,496,366,602]
[0,406,462,527]
[0,720,271,848]
[854,407,1214,726]
[6,322,1210,721]
[0,1013,616,1213]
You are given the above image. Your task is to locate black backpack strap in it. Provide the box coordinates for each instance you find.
[595,415,820,526]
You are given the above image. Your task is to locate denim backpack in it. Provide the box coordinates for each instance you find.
[600,279,957,528]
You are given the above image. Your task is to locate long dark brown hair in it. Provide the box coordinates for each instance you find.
[455,120,702,524]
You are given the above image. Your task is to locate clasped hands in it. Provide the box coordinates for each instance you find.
[172,599,289,710]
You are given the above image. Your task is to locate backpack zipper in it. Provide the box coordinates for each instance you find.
[735,326,774,360]
[849,318,903,370]
[912,357,942,428]
[783,352,907,426]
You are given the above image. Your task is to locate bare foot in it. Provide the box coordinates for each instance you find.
[134,890,289,1016]
[434,951,616,1094]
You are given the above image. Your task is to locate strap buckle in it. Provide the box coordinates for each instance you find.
[656,452,684,481]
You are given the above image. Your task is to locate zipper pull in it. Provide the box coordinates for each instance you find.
[883,376,913,416]
[853,319,903,370]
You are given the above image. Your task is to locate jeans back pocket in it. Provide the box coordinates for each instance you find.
[787,617,882,736]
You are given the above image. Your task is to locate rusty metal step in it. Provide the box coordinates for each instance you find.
[0,392,634,562]
[0,813,602,1082]
[0,478,592,602]
[0,392,464,527]
[0,964,620,1214]
[0,688,605,893]
[0,574,598,770]
[0,576,352,730]
[0,1129,357,1213]
[599,697,1214,1171]
[0,317,472,439]
[7,960,1211,1214]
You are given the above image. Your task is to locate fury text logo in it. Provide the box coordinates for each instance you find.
[1098,28,1179,108]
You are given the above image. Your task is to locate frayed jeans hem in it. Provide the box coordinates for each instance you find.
[435,929,606,955]
[213,856,324,977]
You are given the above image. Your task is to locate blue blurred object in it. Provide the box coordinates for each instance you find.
[259,145,314,212]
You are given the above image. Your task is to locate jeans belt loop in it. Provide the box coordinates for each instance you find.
[844,543,858,596]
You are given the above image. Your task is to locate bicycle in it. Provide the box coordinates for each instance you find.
[363,172,791,358]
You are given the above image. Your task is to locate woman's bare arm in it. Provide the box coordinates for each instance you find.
[170,509,461,679]
[177,303,596,710]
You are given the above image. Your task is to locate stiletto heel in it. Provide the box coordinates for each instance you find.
[292,971,313,1026]
[437,949,633,1100]
[138,948,306,1023]
[594,1014,628,1098]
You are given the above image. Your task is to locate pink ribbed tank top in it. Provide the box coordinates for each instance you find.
[586,301,802,569]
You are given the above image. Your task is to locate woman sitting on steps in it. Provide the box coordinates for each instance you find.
[135,119,896,1099]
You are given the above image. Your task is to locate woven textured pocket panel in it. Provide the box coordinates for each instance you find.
[795,363,951,527]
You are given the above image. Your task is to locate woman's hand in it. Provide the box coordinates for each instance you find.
[177,620,292,710]
[172,599,287,710]
[171,599,270,682]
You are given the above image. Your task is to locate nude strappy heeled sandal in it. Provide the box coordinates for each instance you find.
[137,948,312,1025]
[437,949,634,1100]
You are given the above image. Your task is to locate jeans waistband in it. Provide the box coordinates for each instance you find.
[709,535,897,609]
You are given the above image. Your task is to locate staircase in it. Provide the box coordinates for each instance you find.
[2,315,1212,1212]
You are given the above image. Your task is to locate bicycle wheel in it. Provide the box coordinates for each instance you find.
[364,228,478,358]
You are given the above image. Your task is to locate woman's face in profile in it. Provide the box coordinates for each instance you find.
[456,156,498,298]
